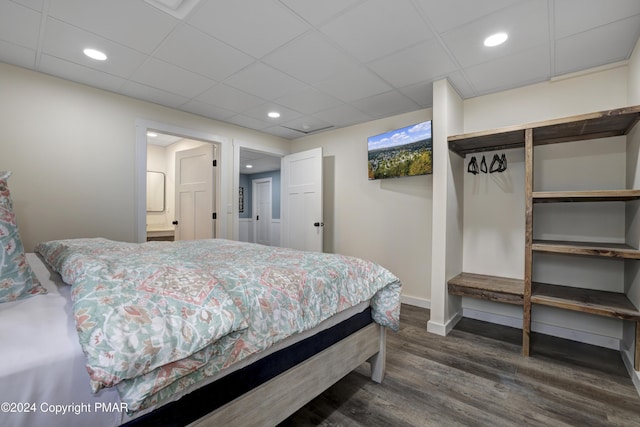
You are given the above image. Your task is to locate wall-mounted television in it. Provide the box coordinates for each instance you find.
[367,120,432,180]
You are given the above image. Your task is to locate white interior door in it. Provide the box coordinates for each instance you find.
[252,178,272,246]
[174,144,216,240]
[282,147,323,252]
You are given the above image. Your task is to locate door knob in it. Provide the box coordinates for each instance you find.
[313,222,324,227]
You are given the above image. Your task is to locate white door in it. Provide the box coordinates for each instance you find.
[252,178,272,246]
[282,148,323,252]
[174,144,216,240]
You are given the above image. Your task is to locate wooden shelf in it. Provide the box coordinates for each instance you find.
[531,282,640,321]
[532,240,640,259]
[532,189,640,203]
[448,105,640,156]
[447,273,524,305]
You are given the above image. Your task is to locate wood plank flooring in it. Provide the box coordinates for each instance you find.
[280,304,640,426]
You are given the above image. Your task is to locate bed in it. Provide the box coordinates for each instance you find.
[0,173,401,427]
[0,172,401,426]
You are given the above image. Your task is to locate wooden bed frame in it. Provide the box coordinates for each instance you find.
[191,323,386,426]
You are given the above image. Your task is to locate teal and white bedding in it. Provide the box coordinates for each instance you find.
[35,238,401,412]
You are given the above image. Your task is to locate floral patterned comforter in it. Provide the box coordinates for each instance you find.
[35,238,401,412]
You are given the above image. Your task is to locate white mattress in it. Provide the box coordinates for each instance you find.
[0,253,369,427]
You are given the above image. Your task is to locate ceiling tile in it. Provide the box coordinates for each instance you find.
[441,0,549,68]
[413,0,520,33]
[225,114,272,131]
[0,1,41,49]
[41,18,149,78]
[314,64,391,102]
[446,71,477,99]
[10,0,45,11]
[188,0,309,58]
[555,15,640,75]
[555,0,640,39]
[464,44,550,95]
[0,40,36,69]
[195,84,264,112]
[399,81,434,108]
[313,104,373,128]
[130,57,215,99]
[261,125,303,139]
[48,0,178,54]
[120,81,190,108]
[263,31,358,85]
[280,115,333,134]
[178,99,237,121]
[279,0,361,26]
[352,91,420,119]
[320,0,433,63]
[39,55,126,93]
[242,103,303,123]
[154,25,254,81]
[368,39,457,88]
[274,86,342,115]
[224,62,306,101]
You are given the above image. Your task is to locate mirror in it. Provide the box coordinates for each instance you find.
[146,171,165,212]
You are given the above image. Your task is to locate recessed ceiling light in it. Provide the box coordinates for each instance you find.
[484,32,508,47]
[267,111,280,119]
[147,132,158,138]
[246,164,253,169]
[83,48,107,61]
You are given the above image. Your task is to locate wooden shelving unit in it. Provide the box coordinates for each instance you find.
[446,105,640,370]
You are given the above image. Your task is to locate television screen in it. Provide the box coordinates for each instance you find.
[367,120,432,180]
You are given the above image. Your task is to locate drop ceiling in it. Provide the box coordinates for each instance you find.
[1,0,639,139]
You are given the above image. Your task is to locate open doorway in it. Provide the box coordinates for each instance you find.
[238,148,282,246]
[146,131,219,242]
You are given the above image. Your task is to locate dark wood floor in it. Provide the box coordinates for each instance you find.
[280,304,640,426]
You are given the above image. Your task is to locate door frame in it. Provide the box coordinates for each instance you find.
[135,119,229,243]
[233,140,288,242]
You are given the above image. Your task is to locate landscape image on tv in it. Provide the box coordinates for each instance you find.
[367,120,432,180]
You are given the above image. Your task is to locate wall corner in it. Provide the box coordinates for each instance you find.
[428,79,464,335]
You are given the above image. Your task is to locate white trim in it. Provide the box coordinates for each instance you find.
[427,311,462,337]
[135,119,229,243]
[401,295,430,309]
[461,308,621,350]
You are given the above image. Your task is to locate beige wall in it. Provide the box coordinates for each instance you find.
[0,62,289,251]
[292,109,434,306]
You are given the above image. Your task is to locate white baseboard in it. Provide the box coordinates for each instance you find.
[427,311,462,337]
[400,295,430,309]
[462,308,620,351]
